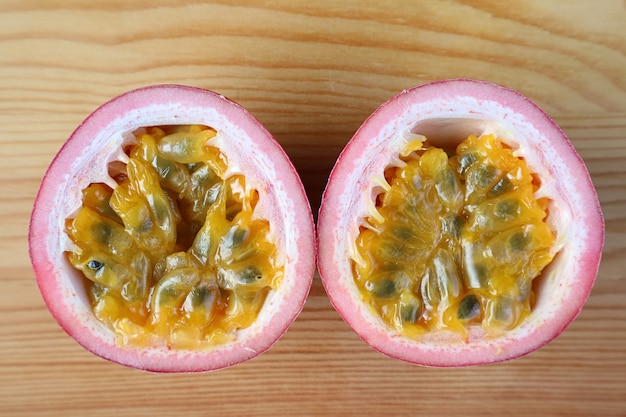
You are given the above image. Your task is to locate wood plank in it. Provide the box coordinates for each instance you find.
[1,1,625,416]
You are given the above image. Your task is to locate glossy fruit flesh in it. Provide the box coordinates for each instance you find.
[66,125,282,349]
[317,79,604,367]
[353,134,555,339]
[30,85,315,372]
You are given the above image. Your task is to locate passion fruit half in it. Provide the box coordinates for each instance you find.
[29,85,315,372]
[317,79,604,367]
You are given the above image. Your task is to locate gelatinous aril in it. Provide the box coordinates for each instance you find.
[317,79,604,367]
[29,85,315,372]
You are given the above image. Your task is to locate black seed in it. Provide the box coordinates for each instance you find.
[383,241,405,258]
[401,301,420,323]
[239,266,262,283]
[157,158,190,194]
[489,175,512,196]
[458,294,481,320]
[392,225,414,241]
[437,167,457,190]
[474,164,498,188]
[92,222,112,244]
[509,232,528,251]
[495,199,519,219]
[231,228,247,247]
[191,286,211,306]
[372,279,396,299]
[87,259,103,270]
[159,287,179,303]
[154,155,174,179]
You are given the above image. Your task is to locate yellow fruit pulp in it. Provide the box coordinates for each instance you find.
[353,134,555,338]
[66,125,283,348]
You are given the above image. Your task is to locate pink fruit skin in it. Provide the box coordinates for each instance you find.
[317,78,604,367]
[29,85,316,372]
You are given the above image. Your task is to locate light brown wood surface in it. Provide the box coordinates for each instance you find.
[1,1,625,416]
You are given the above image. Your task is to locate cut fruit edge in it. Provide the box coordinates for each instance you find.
[29,85,316,372]
[317,78,604,366]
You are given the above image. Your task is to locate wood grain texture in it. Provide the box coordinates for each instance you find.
[1,1,625,415]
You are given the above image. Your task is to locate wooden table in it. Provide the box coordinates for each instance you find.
[1,1,625,416]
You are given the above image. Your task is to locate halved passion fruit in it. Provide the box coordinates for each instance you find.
[317,79,604,367]
[29,85,315,372]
